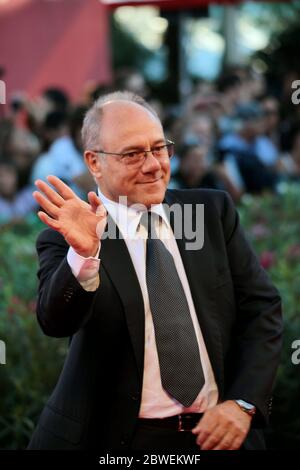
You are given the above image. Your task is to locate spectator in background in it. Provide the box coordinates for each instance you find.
[184,113,215,149]
[240,69,266,104]
[82,83,114,108]
[0,160,37,223]
[216,73,242,134]
[0,117,13,156]
[218,103,279,194]
[114,68,149,98]
[260,96,281,149]
[162,110,184,178]
[69,106,95,193]
[42,87,70,114]
[114,68,164,122]
[183,114,216,165]
[278,127,300,181]
[172,143,242,202]
[172,142,214,189]
[6,126,40,189]
[30,108,86,196]
[26,87,70,138]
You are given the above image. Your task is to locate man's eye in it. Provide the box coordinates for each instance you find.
[152,145,166,154]
[124,151,140,159]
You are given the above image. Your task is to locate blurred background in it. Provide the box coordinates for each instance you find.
[1,0,300,449]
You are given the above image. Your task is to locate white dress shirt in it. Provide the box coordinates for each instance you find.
[67,188,219,418]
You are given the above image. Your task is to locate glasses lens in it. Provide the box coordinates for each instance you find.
[122,142,174,166]
[167,142,174,158]
[123,151,144,166]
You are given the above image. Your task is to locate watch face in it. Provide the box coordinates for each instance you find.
[238,400,254,410]
[236,400,256,416]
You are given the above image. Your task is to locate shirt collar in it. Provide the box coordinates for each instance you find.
[97,187,170,238]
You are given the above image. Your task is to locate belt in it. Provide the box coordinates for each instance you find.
[138,413,203,432]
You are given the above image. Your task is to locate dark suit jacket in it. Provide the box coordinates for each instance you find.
[28,189,282,450]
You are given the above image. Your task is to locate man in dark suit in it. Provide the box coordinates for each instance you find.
[29,91,282,451]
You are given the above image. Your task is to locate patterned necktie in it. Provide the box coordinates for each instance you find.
[141,211,205,407]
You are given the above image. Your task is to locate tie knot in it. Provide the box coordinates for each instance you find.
[140,211,157,238]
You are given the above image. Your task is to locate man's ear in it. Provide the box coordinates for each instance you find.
[84,151,102,179]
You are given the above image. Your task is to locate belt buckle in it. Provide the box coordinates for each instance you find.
[178,414,187,432]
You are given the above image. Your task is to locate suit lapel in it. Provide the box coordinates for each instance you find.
[164,191,225,394]
[99,215,145,382]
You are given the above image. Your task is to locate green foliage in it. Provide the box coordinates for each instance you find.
[0,215,67,450]
[239,184,300,448]
[1,187,300,449]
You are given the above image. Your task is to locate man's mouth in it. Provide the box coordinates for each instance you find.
[139,176,162,184]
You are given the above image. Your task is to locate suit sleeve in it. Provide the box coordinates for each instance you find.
[35,228,98,337]
[220,191,283,426]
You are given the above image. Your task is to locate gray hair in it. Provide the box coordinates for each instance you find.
[81,90,159,151]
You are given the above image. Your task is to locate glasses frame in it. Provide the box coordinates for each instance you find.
[90,139,175,164]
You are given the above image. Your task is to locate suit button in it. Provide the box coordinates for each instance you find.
[131,394,139,401]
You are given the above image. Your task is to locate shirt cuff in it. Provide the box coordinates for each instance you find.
[67,245,100,286]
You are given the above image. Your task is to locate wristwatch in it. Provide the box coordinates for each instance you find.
[234,399,256,417]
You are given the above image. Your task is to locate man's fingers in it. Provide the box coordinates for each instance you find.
[33,191,60,218]
[210,430,244,450]
[191,414,211,435]
[192,422,203,435]
[46,175,76,200]
[88,191,100,205]
[88,192,106,215]
[229,436,244,451]
[35,179,65,207]
[197,425,224,449]
[37,211,60,230]
[211,436,236,450]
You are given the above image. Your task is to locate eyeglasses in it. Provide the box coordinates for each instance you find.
[91,140,174,167]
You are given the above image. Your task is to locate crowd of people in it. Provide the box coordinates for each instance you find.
[1,66,300,224]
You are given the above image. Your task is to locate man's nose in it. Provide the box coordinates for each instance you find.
[141,151,161,172]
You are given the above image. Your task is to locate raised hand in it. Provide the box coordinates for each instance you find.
[33,175,107,257]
